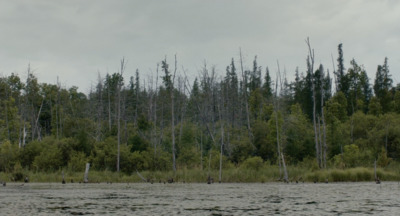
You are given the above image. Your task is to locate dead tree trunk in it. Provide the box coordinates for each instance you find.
[117,58,126,172]
[306,37,320,168]
[318,116,323,167]
[274,62,282,178]
[320,69,327,168]
[219,121,224,183]
[56,76,60,140]
[182,67,218,178]
[34,99,44,141]
[153,64,159,163]
[217,98,224,183]
[84,163,90,183]
[107,73,112,133]
[281,153,288,183]
[239,49,254,143]
[200,132,203,170]
[171,55,177,173]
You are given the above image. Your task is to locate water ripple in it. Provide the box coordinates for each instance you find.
[0,182,399,215]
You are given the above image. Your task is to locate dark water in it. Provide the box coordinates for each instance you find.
[0,182,399,215]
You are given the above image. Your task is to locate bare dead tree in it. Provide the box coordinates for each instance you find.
[274,61,282,178]
[177,75,188,148]
[306,37,320,168]
[172,55,177,173]
[84,163,90,183]
[217,84,225,183]
[320,68,327,168]
[331,54,338,93]
[281,153,288,183]
[107,73,112,133]
[134,69,140,127]
[95,73,103,142]
[153,64,159,161]
[183,64,217,145]
[182,65,217,177]
[239,49,254,143]
[56,76,60,140]
[200,132,203,170]
[117,58,126,172]
[219,110,224,183]
[34,99,44,141]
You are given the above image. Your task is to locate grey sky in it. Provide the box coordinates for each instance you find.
[1,0,399,93]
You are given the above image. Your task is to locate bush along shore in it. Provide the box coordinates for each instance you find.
[1,165,399,184]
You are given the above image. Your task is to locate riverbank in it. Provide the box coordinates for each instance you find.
[1,165,399,183]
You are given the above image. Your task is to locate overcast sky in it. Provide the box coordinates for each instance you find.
[1,0,399,93]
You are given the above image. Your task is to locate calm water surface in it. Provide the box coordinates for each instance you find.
[1,182,399,215]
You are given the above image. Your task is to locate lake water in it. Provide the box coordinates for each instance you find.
[1,182,399,215]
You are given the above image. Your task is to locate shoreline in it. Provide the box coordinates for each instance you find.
[2,166,399,184]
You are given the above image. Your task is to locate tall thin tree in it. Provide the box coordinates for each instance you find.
[117,58,126,172]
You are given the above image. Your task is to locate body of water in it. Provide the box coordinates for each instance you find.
[0,182,399,215]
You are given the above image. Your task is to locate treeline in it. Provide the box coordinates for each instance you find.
[1,43,400,175]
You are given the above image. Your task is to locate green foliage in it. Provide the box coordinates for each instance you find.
[67,151,87,172]
[128,134,148,152]
[90,137,117,171]
[152,149,172,171]
[130,151,150,171]
[249,88,263,120]
[32,142,63,172]
[333,144,373,168]
[285,104,314,163]
[298,156,320,171]
[205,149,233,170]
[0,140,18,172]
[240,156,264,170]
[326,92,348,122]
[377,147,391,167]
[342,144,360,167]
[369,97,382,116]
[12,162,25,181]
[230,134,253,164]
[177,147,201,169]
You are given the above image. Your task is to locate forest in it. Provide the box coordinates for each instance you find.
[1,42,400,182]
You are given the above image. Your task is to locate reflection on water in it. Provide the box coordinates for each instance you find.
[1,182,399,215]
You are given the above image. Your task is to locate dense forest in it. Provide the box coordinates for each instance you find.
[1,42,399,178]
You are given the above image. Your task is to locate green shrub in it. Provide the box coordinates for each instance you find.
[204,149,233,170]
[240,156,264,171]
[32,143,63,172]
[12,162,25,181]
[68,151,87,172]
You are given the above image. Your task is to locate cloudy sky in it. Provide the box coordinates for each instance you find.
[0,0,399,93]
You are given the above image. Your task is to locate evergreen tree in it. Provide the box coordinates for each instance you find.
[249,56,262,93]
[262,67,273,100]
[374,57,393,113]
[335,43,346,93]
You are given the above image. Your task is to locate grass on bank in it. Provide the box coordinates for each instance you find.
[1,165,400,183]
